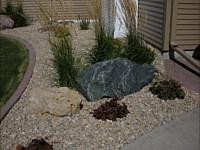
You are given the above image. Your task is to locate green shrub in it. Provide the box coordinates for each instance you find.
[53,25,70,38]
[119,0,155,64]
[78,17,90,30]
[149,79,185,100]
[49,36,78,89]
[88,24,122,64]
[123,26,155,64]
[112,38,123,49]
[2,0,30,28]
[86,0,123,64]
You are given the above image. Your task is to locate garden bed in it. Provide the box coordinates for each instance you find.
[0,22,199,150]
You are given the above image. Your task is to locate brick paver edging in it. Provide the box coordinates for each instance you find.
[0,34,36,122]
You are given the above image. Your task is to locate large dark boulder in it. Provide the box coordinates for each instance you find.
[0,15,14,29]
[76,58,154,101]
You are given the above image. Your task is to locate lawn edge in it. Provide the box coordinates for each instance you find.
[0,34,36,122]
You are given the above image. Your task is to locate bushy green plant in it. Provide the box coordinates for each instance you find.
[112,38,123,49]
[86,0,122,64]
[88,24,122,64]
[119,0,155,64]
[78,17,90,30]
[1,0,14,15]
[53,25,70,38]
[2,0,30,28]
[49,36,78,89]
[123,26,155,64]
[149,79,185,100]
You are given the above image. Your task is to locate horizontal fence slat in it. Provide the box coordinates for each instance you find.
[141,36,162,49]
[177,14,200,20]
[179,45,198,50]
[178,9,200,15]
[138,29,163,43]
[176,29,200,35]
[145,19,163,29]
[178,4,200,9]
[144,15,164,24]
[139,5,164,14]
[179,0,200,3]
[177,20,200,25]
[138,27,163,39]
[139,0,164,3]
[176,35,200,40]
[176,25,200,30]
[177,40,200,45]
[139,1,164,8]
[139,24,163,34]
[139,9,164,19]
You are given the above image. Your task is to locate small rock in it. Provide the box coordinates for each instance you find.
[0,15,14,29]
[29,87,84,117]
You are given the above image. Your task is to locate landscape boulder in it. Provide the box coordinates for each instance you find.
[0,15,14,29]
[76,57,154,101]
[29,87,84,117]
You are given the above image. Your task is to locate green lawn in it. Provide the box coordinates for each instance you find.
[0,36,28,107]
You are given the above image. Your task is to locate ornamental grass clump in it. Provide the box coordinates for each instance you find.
[35,0,74,31]
[88,26,122,64]
[124,26,155,64]
[149,79,185,101]
[1,0,30,28]
[49,36,78,89]
[78,16,90,30]
[90,98,130,121]
[86,0,122,64]
[53,25,70,38]
[119,0,155,64]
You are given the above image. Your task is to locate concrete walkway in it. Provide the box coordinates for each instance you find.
[122,56,200,150]
[122,107,199,150]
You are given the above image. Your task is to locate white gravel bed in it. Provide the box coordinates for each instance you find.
[0,22,199,150]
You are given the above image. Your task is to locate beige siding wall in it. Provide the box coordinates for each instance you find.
[171,0,200,50]
[1,0,92,20]
[138,0,200,51]
[138,0,165,50]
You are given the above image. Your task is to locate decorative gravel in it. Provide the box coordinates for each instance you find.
[0,22,199,150]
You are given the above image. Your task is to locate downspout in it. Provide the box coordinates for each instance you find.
[169,0,200,70]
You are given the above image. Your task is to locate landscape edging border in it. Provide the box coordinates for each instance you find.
[0,34,36,122]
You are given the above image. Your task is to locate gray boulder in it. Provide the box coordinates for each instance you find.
[76,57,154,101]
[0,15,14,29]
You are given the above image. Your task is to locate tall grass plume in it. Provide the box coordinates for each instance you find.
[86,0,122,64]
[49,36,78,89]
[119,0,155,64]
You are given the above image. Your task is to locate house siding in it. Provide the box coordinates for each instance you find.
[138,0,200,51]
[1,0,92,20]
[171,0,200,50]
[138,0,165,50]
